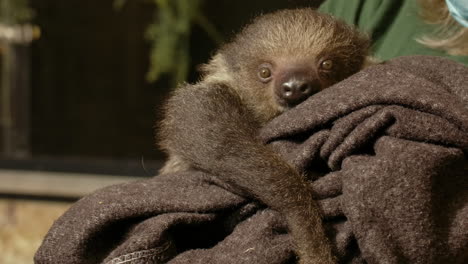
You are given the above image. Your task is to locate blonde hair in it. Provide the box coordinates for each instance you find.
[417,0,468,55]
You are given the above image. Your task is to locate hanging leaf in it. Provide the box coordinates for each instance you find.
[0,0,35,24]
[114,0,222,86]
[113,0,127,10]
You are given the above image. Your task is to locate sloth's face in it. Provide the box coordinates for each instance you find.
[255,56,340,109]
[228,53,344,125]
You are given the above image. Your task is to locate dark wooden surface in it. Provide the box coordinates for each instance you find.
[29,0,161,160]
[1,43,32,158]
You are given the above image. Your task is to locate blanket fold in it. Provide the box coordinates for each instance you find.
[35,56,468,264]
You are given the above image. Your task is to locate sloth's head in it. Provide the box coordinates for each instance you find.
[202,8,371,123]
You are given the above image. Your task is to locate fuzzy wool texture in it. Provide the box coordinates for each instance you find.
[35,56,468,264]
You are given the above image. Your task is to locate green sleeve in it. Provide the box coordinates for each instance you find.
[319,0,468,65]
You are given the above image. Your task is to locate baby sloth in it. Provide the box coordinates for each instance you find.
[159,8,370,264]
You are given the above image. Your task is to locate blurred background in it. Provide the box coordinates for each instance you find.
[0,0,322,263]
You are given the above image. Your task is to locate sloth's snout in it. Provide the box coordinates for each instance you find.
[275,63,322,107]
[279,79,314,106]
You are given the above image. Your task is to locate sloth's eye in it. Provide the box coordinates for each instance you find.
[320,59,333,70]
[259,67,272,79]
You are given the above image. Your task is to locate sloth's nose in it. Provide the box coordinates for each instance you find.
[280,79,314,106]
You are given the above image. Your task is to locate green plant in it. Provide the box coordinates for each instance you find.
[0,0,34,24]
[116,0,222,86]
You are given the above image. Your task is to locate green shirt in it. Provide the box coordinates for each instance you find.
[319,0,468,65]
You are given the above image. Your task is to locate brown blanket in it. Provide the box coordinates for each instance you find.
[35,56,468,264]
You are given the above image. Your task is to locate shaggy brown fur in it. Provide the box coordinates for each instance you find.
[158,8,370,264]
